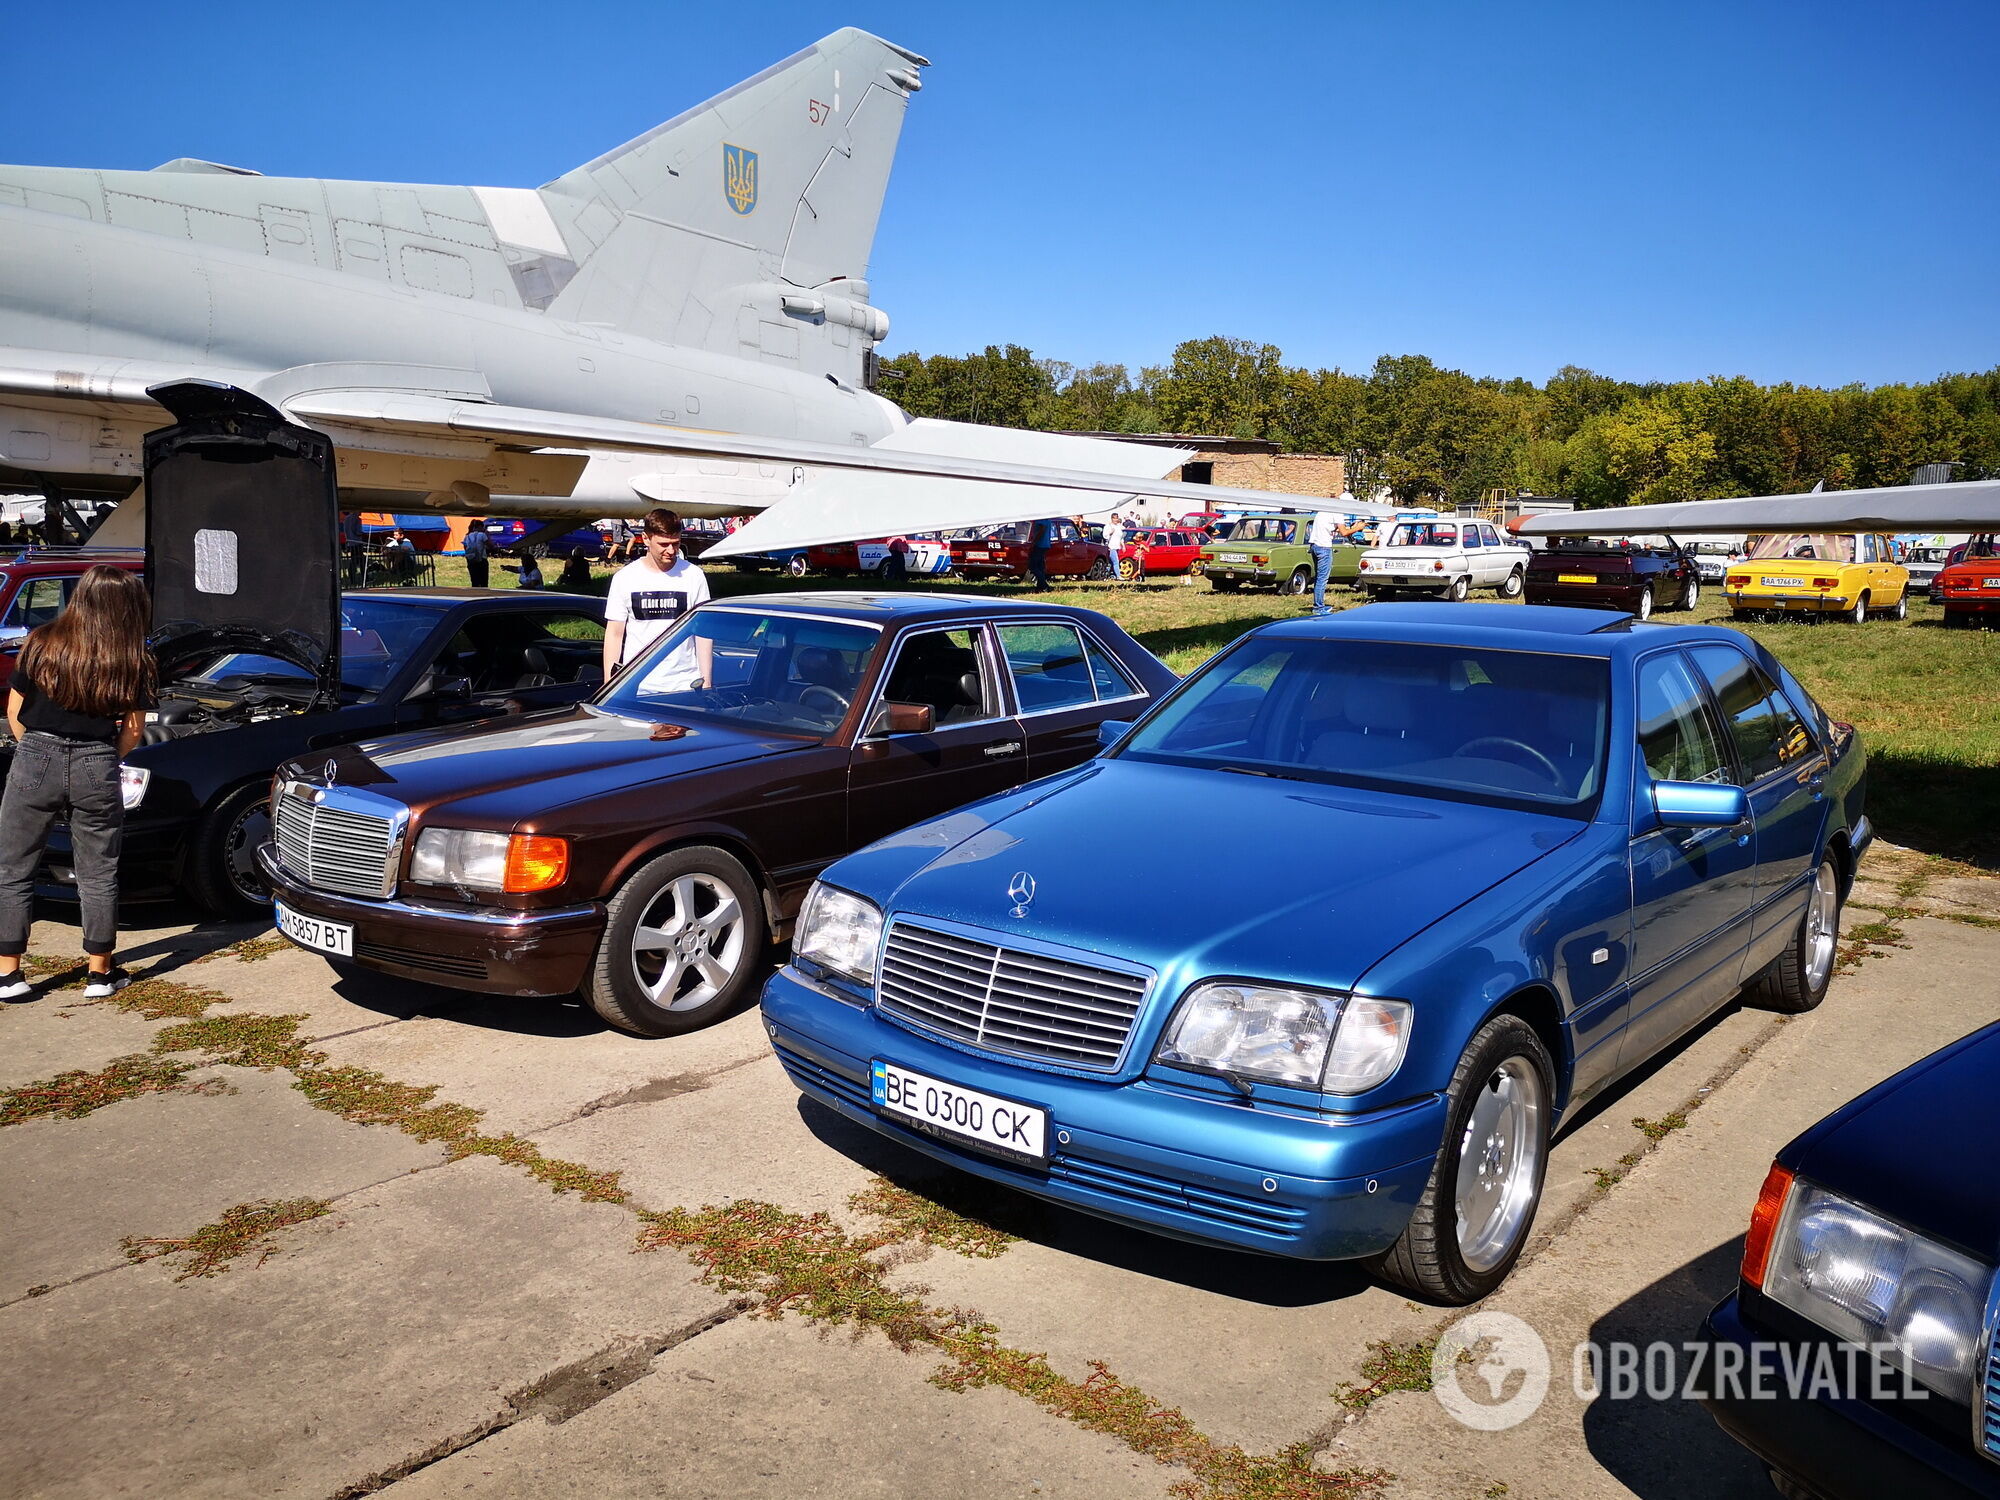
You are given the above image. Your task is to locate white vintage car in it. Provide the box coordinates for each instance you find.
[1357,518,1532,602]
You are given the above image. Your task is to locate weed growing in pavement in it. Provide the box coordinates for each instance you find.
[0,1054,226,1125]
[1940,911,2000,929]
[1836,864,1931,972]
[1631,1110,1690,1142]
[205,935,291,964]
[1331,1335,1442,1411]
[848,1180,1019,1258]
[636,1199,1385,1499]
[121,1197,333,1281]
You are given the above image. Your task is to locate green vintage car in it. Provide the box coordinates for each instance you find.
[1201,514,1362,593]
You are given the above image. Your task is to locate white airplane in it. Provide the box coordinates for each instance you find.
[0,26,1394,555]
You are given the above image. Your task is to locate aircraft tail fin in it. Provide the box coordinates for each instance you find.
[539,28,924,355]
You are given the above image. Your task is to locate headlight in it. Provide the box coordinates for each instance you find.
[1154,983,1411,1092]
[1761,1179,1994,1403]
[410,828,569,893]
[793,882,882,985]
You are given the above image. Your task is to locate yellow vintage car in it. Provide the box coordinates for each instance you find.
[1724,533,1910,622]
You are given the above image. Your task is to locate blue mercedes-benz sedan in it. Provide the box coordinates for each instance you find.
[762,604,1871,1302]
[1700,1021,2000,1499]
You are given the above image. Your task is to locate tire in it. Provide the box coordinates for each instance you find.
[1086,556,1113,581]
[1848,593,1868,624]
[785,554,810,579]
[1285,565,1312,595]
[1499,567,1524,599]
[1372,1014,1554,1304]
[1680,576,1700,611]
[1119,556,1142,582]
[1188,557,1206,578]
[1887,591,1908,621]
[188,782,275,919]
[1634,584,1654,622]
[585,846,766,1037]
[1445,575,1470,603]
[1211,577,1241,592]
[1746,859,1842,1013]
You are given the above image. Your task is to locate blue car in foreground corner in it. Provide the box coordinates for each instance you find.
[1700,1021,2000,1499]
[763,604,1871,1303]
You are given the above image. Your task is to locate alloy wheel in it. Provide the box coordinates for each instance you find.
[225,797,272,904]
[1804,863,1839,992]
[1454,1056,1546,1272]
[630,873,748,1011]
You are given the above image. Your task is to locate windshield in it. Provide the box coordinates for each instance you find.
[1387,522,1459,547]
[180,597,437,699]
[1746,533,1856,563]
[1120,638,1608,815]
[598,608,878,736]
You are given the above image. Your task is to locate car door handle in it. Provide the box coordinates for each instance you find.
[983,741,1022,758]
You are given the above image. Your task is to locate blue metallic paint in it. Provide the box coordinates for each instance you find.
[765,606,1869,1261]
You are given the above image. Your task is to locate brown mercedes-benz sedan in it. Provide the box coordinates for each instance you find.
[259,592,1176,1036]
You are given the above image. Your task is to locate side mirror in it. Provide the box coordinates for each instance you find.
[868,701,934,736]
[423,674,472,703]
[1653,780,1748,828]
[1097,719,1132,749]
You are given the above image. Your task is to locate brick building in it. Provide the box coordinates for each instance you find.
[1060,433,1348,512]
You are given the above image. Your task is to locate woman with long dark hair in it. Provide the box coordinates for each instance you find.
[0,566,154,998]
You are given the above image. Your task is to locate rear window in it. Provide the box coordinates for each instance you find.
[1388,523,1459,547]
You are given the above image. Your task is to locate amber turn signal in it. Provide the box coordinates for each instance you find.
[1740,1162,1794,1288]
[503,835,570,893]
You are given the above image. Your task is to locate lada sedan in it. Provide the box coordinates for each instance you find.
[1358,518,1531,602]
[1936,533,2000,628]
[260,594,1175,1037]
[1524,535,1701,619]
[1700,1020,2000,1498]
[764,604,1870,1302]
[1725,533,1911,623]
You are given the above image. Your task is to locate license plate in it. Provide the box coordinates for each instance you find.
[274,900,353,958]
[968,551,992,560]
[1764,576,1805,587]
[1220,552,1248,562]
[1985,577,2000,588]
[1558,573,1595,583]
[871,1060,1048,1164]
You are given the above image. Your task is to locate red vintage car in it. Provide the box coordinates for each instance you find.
[0,549,147,691]
[947,521,1112,581]
[1935,533,2000,627]
[1116,528,1209,579]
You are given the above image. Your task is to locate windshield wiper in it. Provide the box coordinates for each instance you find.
[1214,763,1309,782]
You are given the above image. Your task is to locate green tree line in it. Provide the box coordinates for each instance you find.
[877,337,2000,509]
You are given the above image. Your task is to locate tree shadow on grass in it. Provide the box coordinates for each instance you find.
[1864,751,2000,871]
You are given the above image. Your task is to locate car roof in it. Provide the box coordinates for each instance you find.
[0,550,144,575]
[699,590,1090,623]
[1260,602,1753,657]
[343,588,602,610]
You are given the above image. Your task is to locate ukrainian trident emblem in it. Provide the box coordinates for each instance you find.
[723,144,758,215]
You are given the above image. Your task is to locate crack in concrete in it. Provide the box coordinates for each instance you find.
[528,1052,768,1137]
[321,1300,752,1499]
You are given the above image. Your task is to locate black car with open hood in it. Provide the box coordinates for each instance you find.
[0,381,610,917]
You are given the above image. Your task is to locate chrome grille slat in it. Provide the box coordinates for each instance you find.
[1981,1317,1999,1460]
[876,920,1148,1070]
[274,792,398,899]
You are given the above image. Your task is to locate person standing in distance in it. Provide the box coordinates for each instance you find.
[0,566,154,999]
[1307,504,1339,616]
[603,508,713,684]
[1102,513,1127,582]
[1026,518,1054,592]
[462,518,491,588]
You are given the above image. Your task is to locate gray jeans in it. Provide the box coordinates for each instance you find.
[0,732,122,956]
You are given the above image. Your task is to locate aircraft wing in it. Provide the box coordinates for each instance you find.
[280,392,1403,552]
[1517,481,2000,536]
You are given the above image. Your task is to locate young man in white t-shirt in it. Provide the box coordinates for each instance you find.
[602,508,713,689]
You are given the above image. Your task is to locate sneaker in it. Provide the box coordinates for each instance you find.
[83,967,132,998]
[0,973,30,1000]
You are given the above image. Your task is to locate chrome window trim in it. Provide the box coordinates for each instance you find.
[858,621,1013,739]
[695,604,887,634]
[987,617,1150,720]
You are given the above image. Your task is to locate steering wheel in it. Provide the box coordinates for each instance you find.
[798,684,851,716]
[1454,736,1565,789]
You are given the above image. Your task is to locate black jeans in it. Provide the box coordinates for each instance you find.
[1027,547,1051,590]
[0,732,122,956]
[466,557,489,588]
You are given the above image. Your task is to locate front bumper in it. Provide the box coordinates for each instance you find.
[1698,1292,2000,1499]
[761,965,1442,1260]
[39,813,187,901]
[257,844,604,997]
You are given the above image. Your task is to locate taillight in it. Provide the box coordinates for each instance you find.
[1252,554,1267,565]
[1813,577,1839,589]
[1358,557,1371,570]
[1741,1162,1794,1288]
[1433,560,1445,571]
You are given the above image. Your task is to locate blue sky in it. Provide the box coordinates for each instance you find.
[6,0,1994,389]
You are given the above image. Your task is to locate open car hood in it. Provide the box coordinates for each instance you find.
[142,381,340,695]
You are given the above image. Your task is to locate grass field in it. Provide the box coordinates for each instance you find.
[426,555,2000,868]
